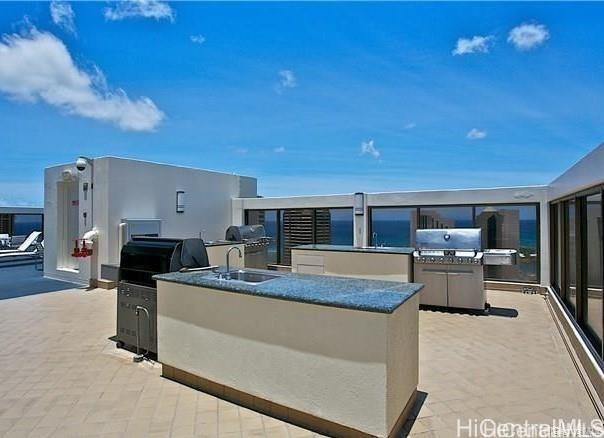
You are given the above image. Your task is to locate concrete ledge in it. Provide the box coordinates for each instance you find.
[485,280,545,294]
[162,364,417,438]
[546,287,604,416]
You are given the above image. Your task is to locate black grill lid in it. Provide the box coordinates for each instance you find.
[119,237,209,287]
[174,238,210,270]
[225,225,266,242]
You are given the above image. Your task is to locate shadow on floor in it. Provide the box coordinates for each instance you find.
[487,306,519,318]
[399,390,428,437]
[0,263,81,300]
[420,304,518,318]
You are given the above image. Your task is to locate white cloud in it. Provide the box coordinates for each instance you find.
[0,29,163,131]
[403,122,416,130]
[190,34,205,45]
[50,1,76,35]
[452,35,494,56]
[274,146,285,153]
[276,69,297,93]
[234,147,248,155]
[104,0,174,22]
[466,128,487,140]
[507,23,550,51]
[360,139,380,159]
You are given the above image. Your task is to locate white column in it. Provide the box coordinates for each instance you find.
[353,193,368,247]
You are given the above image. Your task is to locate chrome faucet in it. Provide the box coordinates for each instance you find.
[225,246,242,279]
[372,232,378,249]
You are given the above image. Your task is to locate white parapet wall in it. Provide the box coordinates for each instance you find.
[44,157,257,285]
[233,185,551,286]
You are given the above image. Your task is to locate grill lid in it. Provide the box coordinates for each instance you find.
[225,225,266,242]
[415,228,482,251]
[119,237,209,287]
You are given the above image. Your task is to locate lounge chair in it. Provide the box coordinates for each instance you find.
[0,231,42,254]
[0,247,39,260]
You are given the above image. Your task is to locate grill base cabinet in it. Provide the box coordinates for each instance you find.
[117,282,157,354]
[447,266,485,309]
[414,266,448,307]
[414,264,485,310]
[413,228,487,311]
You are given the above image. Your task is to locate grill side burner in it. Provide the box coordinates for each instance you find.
[413,228,486,311]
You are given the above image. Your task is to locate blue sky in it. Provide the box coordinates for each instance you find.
[0,1,603,206]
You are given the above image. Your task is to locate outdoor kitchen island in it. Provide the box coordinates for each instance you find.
[154,269,423,438]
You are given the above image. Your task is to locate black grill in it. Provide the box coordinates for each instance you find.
[116,237,210,356]
[119,237,209,287]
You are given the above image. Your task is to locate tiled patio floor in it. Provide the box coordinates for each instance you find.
[0,283,600,437]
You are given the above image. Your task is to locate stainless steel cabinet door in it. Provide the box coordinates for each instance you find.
[447,266,485,310]
[414,265,448,307]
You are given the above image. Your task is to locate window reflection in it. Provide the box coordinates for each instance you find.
[419,207,473,229]
[475,205,538,283]
[370,208,416,247]
[566,200,577,315]
[12,214,43,236]
[585,193,603,356]
[246,208,353,266]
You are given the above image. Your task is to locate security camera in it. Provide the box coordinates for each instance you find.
[76,157,88,172]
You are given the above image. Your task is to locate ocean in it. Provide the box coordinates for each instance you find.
[367,220,538,249]
[263,218,538,250]
[12,218,43,236]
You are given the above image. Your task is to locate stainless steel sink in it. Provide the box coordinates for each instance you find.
[208,270,281,284]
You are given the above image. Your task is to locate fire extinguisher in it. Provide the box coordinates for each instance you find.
[72,239,81,258]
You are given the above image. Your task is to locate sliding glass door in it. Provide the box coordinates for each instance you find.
[551,189,604,363]
[246,208,353,265]
[565,200,577,315]
[585,193,603,357]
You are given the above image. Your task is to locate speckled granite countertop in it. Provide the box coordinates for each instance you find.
[293,244,415,255]
[154,268,422,314]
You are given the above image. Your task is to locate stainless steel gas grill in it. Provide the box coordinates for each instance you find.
[413,228,486,311]
[225,225,271,269]
[117,237,210,360]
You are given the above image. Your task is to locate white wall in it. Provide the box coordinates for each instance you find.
[234,185,551,285]
[549,143,604,201]
[102,157,256,265]
[44,162,95,283]
[44,157,257,284]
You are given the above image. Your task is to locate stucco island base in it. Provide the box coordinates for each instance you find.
[156,281,419,437]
